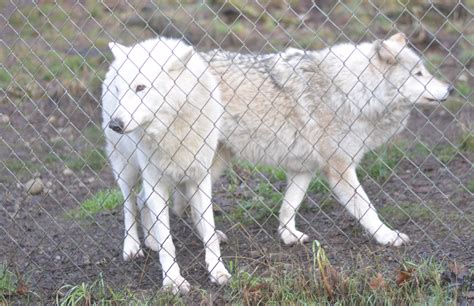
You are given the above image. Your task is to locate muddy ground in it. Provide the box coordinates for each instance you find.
[0,0,472,303]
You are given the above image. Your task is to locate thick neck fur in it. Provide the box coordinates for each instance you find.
[290,43,413,147]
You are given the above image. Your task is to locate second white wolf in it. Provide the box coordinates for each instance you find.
[102,37,230,293]
[174,33,452,246]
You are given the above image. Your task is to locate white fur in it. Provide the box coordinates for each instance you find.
[200,33,451,247]
[102,37,230,293]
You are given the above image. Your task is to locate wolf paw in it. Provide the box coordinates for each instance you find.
[210,266,231,285]
[216,230,228,244]
[123,239,144,261]
[279,227,311,245]
[162,275,191,294]
[375,230,410,247]
[143,234,160,252]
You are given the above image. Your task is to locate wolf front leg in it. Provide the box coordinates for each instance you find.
[325,164,409,246]
[278,172,313,245]
[136,190,160,251]
[142,175,190,294]
[186,174,231,285]
[111,159,143,261]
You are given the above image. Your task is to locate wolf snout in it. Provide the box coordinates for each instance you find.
[440,84,454,102]
[109,118,125,133]
[448,84,454,95]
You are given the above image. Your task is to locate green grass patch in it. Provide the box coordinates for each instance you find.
[455,81,472,98]
[67,189,122,219]
[379,202,434,222]
[359,144,406,182]
[237,160,287,182]
[0,67,12,88]
[460,133,474,152]
[44,149,107,171]
[0,264,29,302]
[66,148,107,171]
[227,181,283,225]
[308,176,330,194]
[56,273,157,305]
[224,252,461,304]
[0,265,18,300]
[56,273,190,305]
[459,46,474,67]
[433,144,458,164]
[83,124,104,146]
[444,98,467,113]
[465,179,474,193]
[2,159,41,176]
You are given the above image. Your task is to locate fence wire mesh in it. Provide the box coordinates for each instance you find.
[0,0,473,304]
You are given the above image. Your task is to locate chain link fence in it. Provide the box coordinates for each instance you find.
[0,0,472,303]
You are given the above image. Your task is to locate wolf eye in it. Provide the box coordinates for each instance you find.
[135,84,146,92]
[415,71,422,76]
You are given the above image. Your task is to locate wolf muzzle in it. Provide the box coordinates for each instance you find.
[109,118,125,134]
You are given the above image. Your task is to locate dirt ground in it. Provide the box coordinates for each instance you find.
[0,0,472,303]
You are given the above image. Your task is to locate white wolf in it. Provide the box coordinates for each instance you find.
[102,37,230,293]
[195,33,452,247]
[172,33,452,247]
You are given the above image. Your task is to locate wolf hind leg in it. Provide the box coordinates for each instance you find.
[211,143,233,182]
[278,172,313,245]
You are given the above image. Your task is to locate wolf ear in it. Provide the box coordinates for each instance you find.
[108,42,130,59]
[375,33,408,65]
[167,47,194,73]
[375,40,396,64]
[387,32,407,45]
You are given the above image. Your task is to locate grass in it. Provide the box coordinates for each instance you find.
[460,133,474,152]
[224,245,462,305]
[65,148,107,171]
[0,265,17,301]
[359,144,406,182]
[51,245,467,305]
[83,124,104,146]
[308,176,330,194]
[57,273,192,305]
[466,179,474,193]
[237,160,286,182]
[444,98,468,113]
[227,181,283,225]
[0,264,28,302]
[57,274,145,305]
[2,159,41,176]
[455,81,472,98]
[0,67,12,89]
[67,189,122,219]
[433,144,458,164]
[378,202,434,223]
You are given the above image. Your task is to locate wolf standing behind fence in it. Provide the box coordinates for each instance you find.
[172,33,452,246]
[102,37,231,293]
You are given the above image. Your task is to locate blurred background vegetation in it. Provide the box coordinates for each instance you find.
[0,0,472,106]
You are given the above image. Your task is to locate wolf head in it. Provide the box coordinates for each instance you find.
[102,38,202,134]
[373,33,453,104]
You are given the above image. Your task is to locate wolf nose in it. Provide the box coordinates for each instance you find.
[109,118,124,133]
[448,85,454,95]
